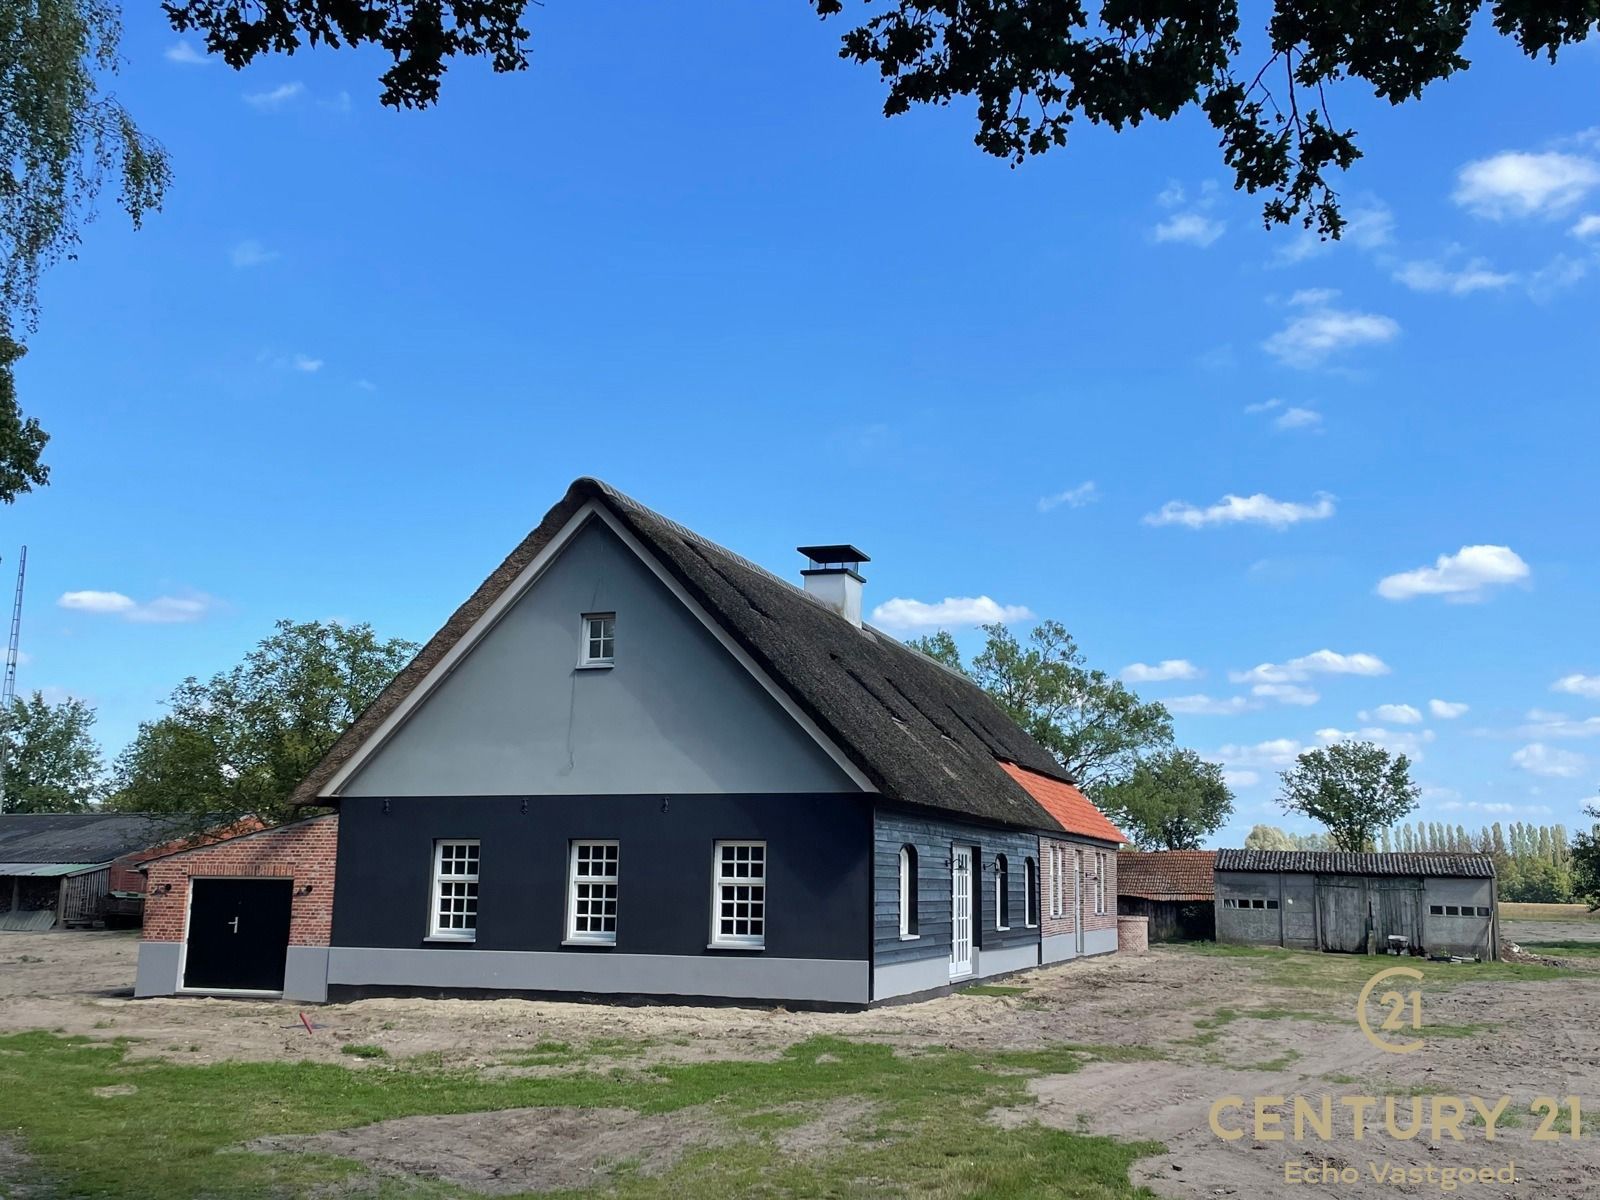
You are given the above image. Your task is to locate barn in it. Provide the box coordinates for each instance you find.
[1212,849,1498,960]
[0,813,187,931]
[1115,850,1215,942]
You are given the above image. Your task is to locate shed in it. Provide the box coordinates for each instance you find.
[0,814,188,930]
[1116,850,1215,942]
[1212,849,1497,960]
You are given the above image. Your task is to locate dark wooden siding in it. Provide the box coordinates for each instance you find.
[872,804,1039,967]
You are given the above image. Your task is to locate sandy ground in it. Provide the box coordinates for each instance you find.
[3,927,1599,1198]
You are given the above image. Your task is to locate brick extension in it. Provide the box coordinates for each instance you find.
[1039,836,1118,941]
[140,814,338,946]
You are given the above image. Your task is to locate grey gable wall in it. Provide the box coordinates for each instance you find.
[342,518,858,797]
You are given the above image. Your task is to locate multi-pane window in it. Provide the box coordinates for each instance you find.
[995,854,1010,929]
[581,613,616,665]
[430,840,479,939]
[898,844,919,938]
[1024,858,1039,927]
[712,840,766,948]
[1049,845,1065,918]
[1094,851,1107,915]
[568,840,619,944]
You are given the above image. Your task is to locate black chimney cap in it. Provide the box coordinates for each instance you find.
[797,544,871,566]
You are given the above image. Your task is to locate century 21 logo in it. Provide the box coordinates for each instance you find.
[1358,965,1425,1054]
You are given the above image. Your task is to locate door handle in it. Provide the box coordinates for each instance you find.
[228,917,240,933]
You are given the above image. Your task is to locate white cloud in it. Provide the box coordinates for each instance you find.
[1572,214,1600,239]
[1252,683,1320,706]
[245,82,306,111]
[1454,151,1600,219]
[1393,256,1515,296]
[1166,694,1256,716]
[1223,769,1261,789]
[1274,406,1323,432]
[1519,709,1600,740]
[1316,726,1435,760]
[1037,482,1098,512]
[1230,650,1390,685]
[1376,544,1530,602]
[1526,254,1590,300]
[230,239,278,268]
[1553,674,1600,699]
[292,354,324,373]
[1263,300,1400,369]
[1511,743,1586,778]
[57,590,217,624]
[1143,492,1335,530]
[1272,203,1395,265]
[58,590,135,615]
[1121,659,1202,683]
[1153,212,1225,248]
[165,40,208,65]
[1359,703,1423,725]
[871,596,1034,632]
[1216,738,1306,769]
[1429,699,1470,719]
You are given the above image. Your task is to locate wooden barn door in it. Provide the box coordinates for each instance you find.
[1314,876,1368,953]
[1372,877,1424,953]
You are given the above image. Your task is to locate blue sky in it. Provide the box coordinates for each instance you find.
[9,6,1600,843]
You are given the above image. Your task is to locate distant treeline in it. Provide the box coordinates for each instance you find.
[1381,820,1575,903]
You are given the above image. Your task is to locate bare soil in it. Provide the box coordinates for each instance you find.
[4,927,1599,1198]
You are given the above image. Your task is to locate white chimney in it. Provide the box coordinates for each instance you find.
[798,544,870,628]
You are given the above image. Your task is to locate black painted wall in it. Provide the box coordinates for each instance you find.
[872,804,1040,967]
[332,794,870,961]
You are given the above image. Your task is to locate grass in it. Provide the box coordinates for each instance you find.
[1500,902,1600,920]
[339,1043,388,1060]
[961,984,1029,997]
[0,1031,1163,1199]
[1516,939,1600,956]
[1174,942,1576,990]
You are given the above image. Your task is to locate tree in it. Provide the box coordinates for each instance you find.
[1097,748,1232,850]
[1276,740,1420,852]
[0,690,104,812]
[109,619,416,826]
[0,0,170,500]
[909,619,1172,792]
[165,1,1593,237]
[1244,824,1297,851]
[1572,804,1600,911]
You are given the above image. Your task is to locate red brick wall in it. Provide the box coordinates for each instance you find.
[141,815,337,946]
[109,819,268,893]
[1040,837,1118,938]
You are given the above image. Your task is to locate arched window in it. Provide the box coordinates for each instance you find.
[995,853,1010,930]
[898,844,919,938]
[1024,857,1039,927]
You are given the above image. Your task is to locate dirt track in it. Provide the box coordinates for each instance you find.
[3,929,1598,1197]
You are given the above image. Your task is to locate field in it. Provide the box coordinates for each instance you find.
[1,927,1598,1199]
[1501,902,1600,921]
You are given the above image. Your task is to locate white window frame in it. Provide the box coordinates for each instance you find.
[579,612,616,668]
[710,840,767,949]
[1024,857,1039,928]
[428,839,480,941]
[1049,844,1065,918]
[565,839,619,945]
[898,844,919,940]
[1095,851,1107,915]
[994,853,1010,931]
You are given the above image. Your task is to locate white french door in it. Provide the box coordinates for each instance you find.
[949,845,973,979]
[1074,848,1086,955]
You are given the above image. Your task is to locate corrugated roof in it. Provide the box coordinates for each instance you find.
[292,478,1080,831]
[0,814,189,865]
[1214,849,1496,878]
[1116,850,1216,899]
[998,762,1125,844]
[0,862,102,877]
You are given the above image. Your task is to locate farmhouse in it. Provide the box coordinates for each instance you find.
[1213,849,1498,959]
[1115,850,1216,943]
[135,477,1126,1006]
[0,813,185,931]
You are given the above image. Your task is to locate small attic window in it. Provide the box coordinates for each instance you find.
[580,613,615,667]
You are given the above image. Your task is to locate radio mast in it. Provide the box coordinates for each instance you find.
[2,546,24,708]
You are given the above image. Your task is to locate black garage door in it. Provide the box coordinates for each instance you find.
[183,878,292,992]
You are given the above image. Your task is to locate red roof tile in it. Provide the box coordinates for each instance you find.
[997,762,1126,844]
[1116,850,1217,900]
